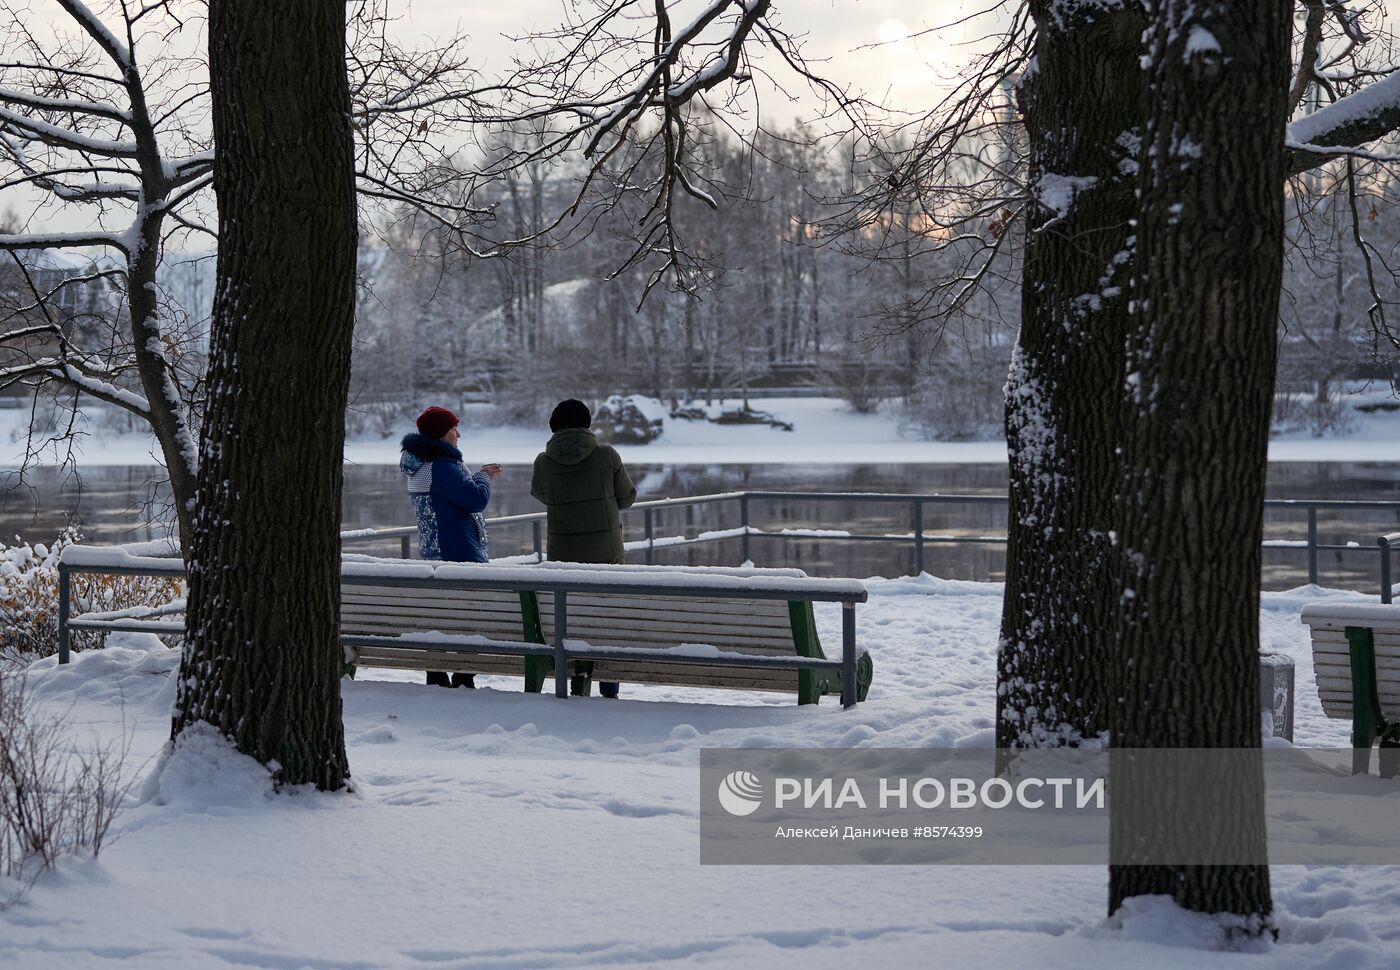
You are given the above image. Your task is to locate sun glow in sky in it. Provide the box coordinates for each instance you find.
[877,19,911,46]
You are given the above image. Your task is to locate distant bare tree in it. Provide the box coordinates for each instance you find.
[484,0,874,302]
[0,0,493,550]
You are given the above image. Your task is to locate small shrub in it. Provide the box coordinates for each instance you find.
[0,530,184,666]
[344,399,412,438]
[0,670,130,906]
[1270,390,1356,437]
[483,358,560,427]
[901,342,1013,441]
[814,357,891,415]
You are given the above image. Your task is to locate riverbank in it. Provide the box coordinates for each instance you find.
[4,396,1398,467]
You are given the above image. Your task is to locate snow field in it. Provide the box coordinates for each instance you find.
[1,578,1397,968]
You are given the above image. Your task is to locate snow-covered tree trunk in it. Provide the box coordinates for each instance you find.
[996,1,1146,749]
[126,211,199,547]
[176,0,356,790]
[1108,0,1289,924]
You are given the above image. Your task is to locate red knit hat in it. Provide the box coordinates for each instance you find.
[416,406,459,439]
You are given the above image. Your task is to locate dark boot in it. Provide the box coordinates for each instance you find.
[599,681,621,699]
[450,672,476,689]
[426,670,451,688]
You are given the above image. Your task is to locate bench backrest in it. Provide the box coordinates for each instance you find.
[339,560,816,646]
[1300,602,1400,721]
[341,585,529,641]
[338,565,838,694]
[535,591,795,654]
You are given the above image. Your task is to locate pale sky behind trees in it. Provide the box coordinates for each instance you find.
[10,0,980,236]
[421,0,981,115]
[20,1,1385,238]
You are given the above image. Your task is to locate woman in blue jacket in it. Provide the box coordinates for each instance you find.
[400,405,501,686]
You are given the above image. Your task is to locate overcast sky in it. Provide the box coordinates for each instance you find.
[7,1,986,235]
[384,0,983,118]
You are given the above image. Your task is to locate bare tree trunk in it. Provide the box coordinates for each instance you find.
[683,292,697,401]
[1109,0,1289,924]
[125,213,198,547]
[176,0,356,791]
[997,2,1145,748]
[1333,259,1344,333]
[123,61,201,546]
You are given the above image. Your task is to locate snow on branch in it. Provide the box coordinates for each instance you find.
[54,0,134,73]
[0,104,140,157]
[580,0,769,158]
[0,359,150,417]
[0,85,132,124]
[163,150,213,185]
[0,231,129,253]
[1287,69,1400,175]
[56,362,150,415]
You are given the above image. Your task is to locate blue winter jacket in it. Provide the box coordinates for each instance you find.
[399,433,492,563]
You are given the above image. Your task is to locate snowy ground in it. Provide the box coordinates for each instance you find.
[4,577,1399,968]
[6,395,1400,467]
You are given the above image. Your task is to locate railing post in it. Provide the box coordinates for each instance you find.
[533,520,543,563]
[554,590,569,697]
[840,602,856,710]
[58,562,71,665]
[913,498,925,576]
[1382,536,1393,605]
[739,493,751,565]
[1307,507,1318,586]
[645,507,655,565]
[400,534,411,560]
[686,501,696,567]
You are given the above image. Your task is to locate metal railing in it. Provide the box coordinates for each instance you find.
[344,491,1400,599]
[1382,532,1400,604]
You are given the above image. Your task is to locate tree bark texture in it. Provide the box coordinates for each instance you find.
[997,1,1146,748]
[1109,0,1290,923]
[175,0,356,790]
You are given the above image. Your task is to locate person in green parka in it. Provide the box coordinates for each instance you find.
[531,398,638,697]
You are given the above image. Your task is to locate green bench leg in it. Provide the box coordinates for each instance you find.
[787,601,873,706]
[520,592,548,694]
[523,657,548,694]
[789,601,826,705]
[1347,626,1388,775]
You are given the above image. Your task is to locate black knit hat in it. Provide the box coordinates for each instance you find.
[549,399,592,432]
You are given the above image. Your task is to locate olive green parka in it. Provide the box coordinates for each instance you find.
[530,428,638,564]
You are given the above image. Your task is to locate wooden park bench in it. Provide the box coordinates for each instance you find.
[1300,600,1400,774]
[57,548,874,708]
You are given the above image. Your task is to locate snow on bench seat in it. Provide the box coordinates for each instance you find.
[1300,600,1400,774]
[1300,601,1400,721]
